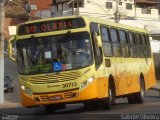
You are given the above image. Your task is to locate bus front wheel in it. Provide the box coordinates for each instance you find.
[136,79,145,103]
[102,83,115,110]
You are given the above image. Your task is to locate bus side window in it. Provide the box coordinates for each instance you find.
[119,29,129,57]
[136,33,144,58]
[144,34,151,58]
[141,34,147,58]
[100,26,113,57]
[110,28,121,57]
[128,31,138,58]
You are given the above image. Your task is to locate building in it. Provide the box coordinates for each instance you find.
[51,0,160,53]
[4,0,52,50]
[4,0,52,39]
[30,0,52,19]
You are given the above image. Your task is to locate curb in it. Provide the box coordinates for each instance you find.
[150,87,160,91]
[0,103,21,109]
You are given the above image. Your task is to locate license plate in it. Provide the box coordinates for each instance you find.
[49,95,62,101]
[4,88,7,90]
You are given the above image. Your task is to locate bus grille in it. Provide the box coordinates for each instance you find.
[28,72,82,84]
[38,91,78,102]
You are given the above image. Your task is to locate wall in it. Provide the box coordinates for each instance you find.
[30,0,52,19]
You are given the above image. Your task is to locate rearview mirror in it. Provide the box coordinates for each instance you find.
[93,32,102,47]
[8,36,17,62]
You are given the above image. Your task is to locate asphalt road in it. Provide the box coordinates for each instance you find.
[2,56,160,120]
[4,55,20,104]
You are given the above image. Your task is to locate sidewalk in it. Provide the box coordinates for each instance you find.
[0,102,21,108]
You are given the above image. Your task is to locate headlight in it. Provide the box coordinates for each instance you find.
[80,77,94,90]
[21,85,25,90]
[88,77,93,83]
[21,85,32,96]
[81,80,87,89]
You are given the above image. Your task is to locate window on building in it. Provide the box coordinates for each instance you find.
[126,3,132,10]
[69,0,84,8]
[119,2,122,6]
[142,8,151,14]
[106,2,112,9]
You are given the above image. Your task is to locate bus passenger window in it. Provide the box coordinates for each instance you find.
[128,32,138,58]
[101,26,110,42]
[110,28,118,43]
[100,26,112,56]
[135,33,141,45]
[141,34,146,45]
[119,30,127,43]
[110,28,121,57]
[112,44,121,57]
[121,44,129,57]
[136,33,144,58]
[144,35,151,58]
[119,30,129,57]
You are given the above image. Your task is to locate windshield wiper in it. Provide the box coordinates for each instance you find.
[64,31,71,41]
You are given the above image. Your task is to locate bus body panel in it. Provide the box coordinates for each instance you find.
[21,77,110,107]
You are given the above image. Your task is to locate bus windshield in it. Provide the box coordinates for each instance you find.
[16,32,93,75]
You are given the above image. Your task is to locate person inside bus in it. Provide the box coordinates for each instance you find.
[74,39,91,67]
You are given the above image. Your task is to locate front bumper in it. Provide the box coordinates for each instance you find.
[21,79,98,107]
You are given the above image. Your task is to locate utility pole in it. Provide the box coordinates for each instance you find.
[72,0,74,16]
[67,0,74,16]
[25,0,31,20]
[135,1,137,18]
[115,0,119,23]
[0,0,5,103]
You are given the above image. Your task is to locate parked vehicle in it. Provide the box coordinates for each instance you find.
[4,75,14,93]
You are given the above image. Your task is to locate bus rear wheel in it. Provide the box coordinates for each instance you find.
[45,104,65,114]
[127,79,145,104]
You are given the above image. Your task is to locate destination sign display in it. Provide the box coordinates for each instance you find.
[18,18,85,35]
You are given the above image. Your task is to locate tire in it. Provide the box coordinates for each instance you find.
[84,101,100,109]
[127,79,145,104]
[101,83,114,110]
[127,94,136,104]
[136,80,145,104]
[45,104,65,114]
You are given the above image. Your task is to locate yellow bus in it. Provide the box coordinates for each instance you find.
[9,16,156,113]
